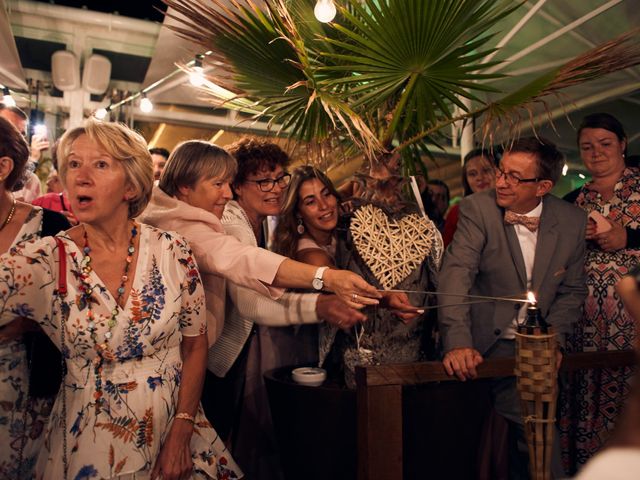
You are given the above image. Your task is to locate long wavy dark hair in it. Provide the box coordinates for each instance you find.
[273,165,341,260]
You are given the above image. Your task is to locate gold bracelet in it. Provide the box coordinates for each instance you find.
[174,412,195,424]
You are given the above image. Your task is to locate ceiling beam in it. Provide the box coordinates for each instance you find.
[497,58,569,77]
[529,0,640,81]
[8,0,160,36]
[486,0,624,74]
[481,0,548,65]
[621,96,640,107]
[0,0,27,89]
[130,107,278,134]
[522,80,640,129]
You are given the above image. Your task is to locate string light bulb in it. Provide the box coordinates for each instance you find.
[314,0,336,23]
[189,54,205,87]
[140,94,153,113]
[2,87,16,107]
[562,163,568,176]
[94,106,109,120]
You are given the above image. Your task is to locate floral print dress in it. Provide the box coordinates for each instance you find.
[0,207,55,479]
[0,223,242,479]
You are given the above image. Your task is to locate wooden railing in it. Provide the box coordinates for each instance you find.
[355,350,638,480]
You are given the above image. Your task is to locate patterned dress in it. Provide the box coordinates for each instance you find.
[0,208,56,479]
[559,167,640,473]
[0,223,242,479]
[320,204,442,388]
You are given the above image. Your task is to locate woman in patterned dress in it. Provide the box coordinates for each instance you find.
[560,113,640,474]
[0,116,70,478]
[273,165,426,386]
[0,119,242,480]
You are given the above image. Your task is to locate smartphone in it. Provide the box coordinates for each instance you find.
[33,124,47,137]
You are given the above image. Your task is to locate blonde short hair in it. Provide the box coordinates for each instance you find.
[57,119,153,218]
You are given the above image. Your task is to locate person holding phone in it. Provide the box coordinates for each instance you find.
[560,113,640,474]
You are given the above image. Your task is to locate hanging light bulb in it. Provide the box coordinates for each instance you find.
[140,94,153,113]
[562,163,568,176]
[94,107,109,120]
[314,0,336,23]
[2,87,16,107]
[189,54,205,87]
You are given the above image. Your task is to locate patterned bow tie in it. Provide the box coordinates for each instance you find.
[504,210,540,233]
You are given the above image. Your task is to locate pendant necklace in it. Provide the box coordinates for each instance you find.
[80,222,137,413]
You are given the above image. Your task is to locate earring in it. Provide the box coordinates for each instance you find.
[296,218,305,235]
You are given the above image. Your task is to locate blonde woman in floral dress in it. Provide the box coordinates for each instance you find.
[0,120,241,480]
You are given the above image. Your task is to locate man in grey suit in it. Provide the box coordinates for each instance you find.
[438,137,588,478]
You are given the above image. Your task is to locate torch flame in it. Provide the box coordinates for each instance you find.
[527,291,537,304]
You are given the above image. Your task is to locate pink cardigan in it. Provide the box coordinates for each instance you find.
[138,187,285,346]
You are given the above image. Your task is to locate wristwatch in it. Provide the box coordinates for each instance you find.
[312,266,329,291]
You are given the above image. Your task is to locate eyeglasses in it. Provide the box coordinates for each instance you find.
[496,167,539,187]
[245,173,291,192]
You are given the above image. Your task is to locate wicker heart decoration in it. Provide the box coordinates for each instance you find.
[350,204,439,289]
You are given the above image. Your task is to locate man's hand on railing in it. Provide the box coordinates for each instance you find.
[443,347,484,381]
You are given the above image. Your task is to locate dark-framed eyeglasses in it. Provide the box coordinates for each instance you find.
[496,167,539,187]
[245,173,291,192]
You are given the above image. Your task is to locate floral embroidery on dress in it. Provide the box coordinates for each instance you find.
[0,207,56,480]
[0,223,242,479]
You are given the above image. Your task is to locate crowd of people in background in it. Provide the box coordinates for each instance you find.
[0,101,637,480]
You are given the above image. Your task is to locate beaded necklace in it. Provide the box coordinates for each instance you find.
[80,223,137,413]
[0,195,16,231]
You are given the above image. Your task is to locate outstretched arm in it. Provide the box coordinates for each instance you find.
[228,280,366,330]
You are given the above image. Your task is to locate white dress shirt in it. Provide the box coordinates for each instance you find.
[502,200,543,339]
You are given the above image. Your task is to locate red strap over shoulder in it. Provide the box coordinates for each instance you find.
[54,237,67,296]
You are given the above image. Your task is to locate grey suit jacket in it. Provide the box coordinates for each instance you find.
[437,190,588,355]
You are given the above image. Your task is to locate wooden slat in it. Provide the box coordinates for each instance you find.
[357,350,638,387]
[355,349,637,480]
[357,384,402,480]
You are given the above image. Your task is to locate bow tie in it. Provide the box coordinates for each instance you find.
[504,210,540,233]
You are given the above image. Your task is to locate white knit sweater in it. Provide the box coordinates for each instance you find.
[206,201,320,377]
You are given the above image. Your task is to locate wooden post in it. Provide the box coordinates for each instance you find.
[356,367,403,480]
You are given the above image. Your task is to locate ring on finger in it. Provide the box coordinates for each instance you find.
[352,293,358,302]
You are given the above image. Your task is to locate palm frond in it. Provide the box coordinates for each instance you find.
[479,28,640,146]
[317,0,519,146]
[396,29,640,153]
[164,0,640,171]
[163,0,381,157]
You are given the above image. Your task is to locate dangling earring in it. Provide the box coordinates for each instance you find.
[296,218,305,235]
